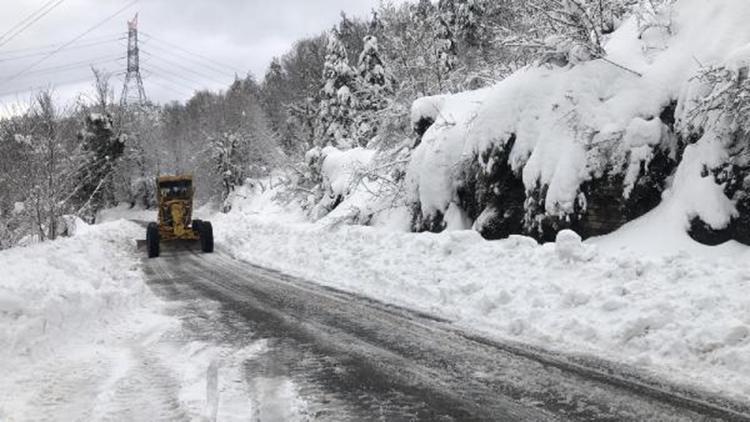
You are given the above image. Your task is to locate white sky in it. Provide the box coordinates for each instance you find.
[0,0,398,116]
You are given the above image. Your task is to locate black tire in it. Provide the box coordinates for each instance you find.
[192,219,203,234]
[199,221,214,253]
[146,222,160,258]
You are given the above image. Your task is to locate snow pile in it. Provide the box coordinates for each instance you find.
[320,146,376,199]
[0,220,153,364]
[406,0,750,238]
[310,145,414,229]
[214,203,750,400]
[555,229,596,262]
[225,182,307,224]
[0,218,262,420]
[0,221,168,418]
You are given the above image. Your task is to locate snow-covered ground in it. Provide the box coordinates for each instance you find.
[213,183,750,401]
[0,220,257,420]
[3,189,747,419]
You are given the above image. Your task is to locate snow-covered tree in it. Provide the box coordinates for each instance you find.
[73,112,125,222]
[208,76,282,210]
[318,28,358,148]
[261,57,293,151]
[22,93,70,240]
[0,92,85,242]
[115,105,161,209]
[369,9,384,36]
[211,132,246,206]
[435,1,459,90]
[337,12,369,66]
[355,35,393,147]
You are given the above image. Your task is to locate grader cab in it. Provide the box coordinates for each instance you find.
[145,175,214,258]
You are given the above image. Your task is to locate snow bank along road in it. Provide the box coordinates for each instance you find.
[0,221,255,421]
[142,243,750,421]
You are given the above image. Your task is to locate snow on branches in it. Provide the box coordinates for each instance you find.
[684,64,750,138]
[318,29,358,149]
[524,0,632,64]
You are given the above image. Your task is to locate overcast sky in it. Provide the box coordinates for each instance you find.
[0,0,397,115]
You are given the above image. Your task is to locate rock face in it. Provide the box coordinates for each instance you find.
[456,135,525,240]
[413,116,435,140]
[411,104,684,244]
[411,204,446,233]
[688,131,750,245]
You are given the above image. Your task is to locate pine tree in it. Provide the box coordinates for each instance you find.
[318,28,358,148]
[261,57,293,151]
[434,8,458,91]
[456,0,485,48]
[369,9,384,37]
[438,0,459,26]
[355,35,392,147]
[337,12,368,66]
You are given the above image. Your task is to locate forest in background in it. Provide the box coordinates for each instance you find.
[0,0,674,249]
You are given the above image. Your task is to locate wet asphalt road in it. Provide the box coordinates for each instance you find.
[142,244,750,421]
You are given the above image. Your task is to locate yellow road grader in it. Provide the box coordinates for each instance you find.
[145,175,214,258]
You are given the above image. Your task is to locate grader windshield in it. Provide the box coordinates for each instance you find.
[159,179,192,200]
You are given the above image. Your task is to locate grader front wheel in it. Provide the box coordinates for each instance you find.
[146,222,160,258]
[199,221,214,253]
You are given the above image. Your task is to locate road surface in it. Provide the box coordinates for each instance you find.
[142,244,750,421]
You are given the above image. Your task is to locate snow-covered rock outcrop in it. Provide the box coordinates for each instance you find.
[407,0,750,244]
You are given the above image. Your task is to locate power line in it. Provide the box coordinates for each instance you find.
[1,0,139,86]
[142,63,208,91]
[0,0,68,49]
[140,49,232,86]
[0,0,57,44]
[143,74,193,98]
[138,37,239,78]
[0,65,124,99]
[0,74,94,98]
[140,41,236,79]
[0,32,124,56]
[140,31,246,75]
[20,55,123,77]
[139,69,196,99]
[0,37,125,63]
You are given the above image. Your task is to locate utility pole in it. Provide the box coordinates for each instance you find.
[120,13,147,107]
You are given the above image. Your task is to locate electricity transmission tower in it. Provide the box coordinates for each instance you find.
[120,13,147,107]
